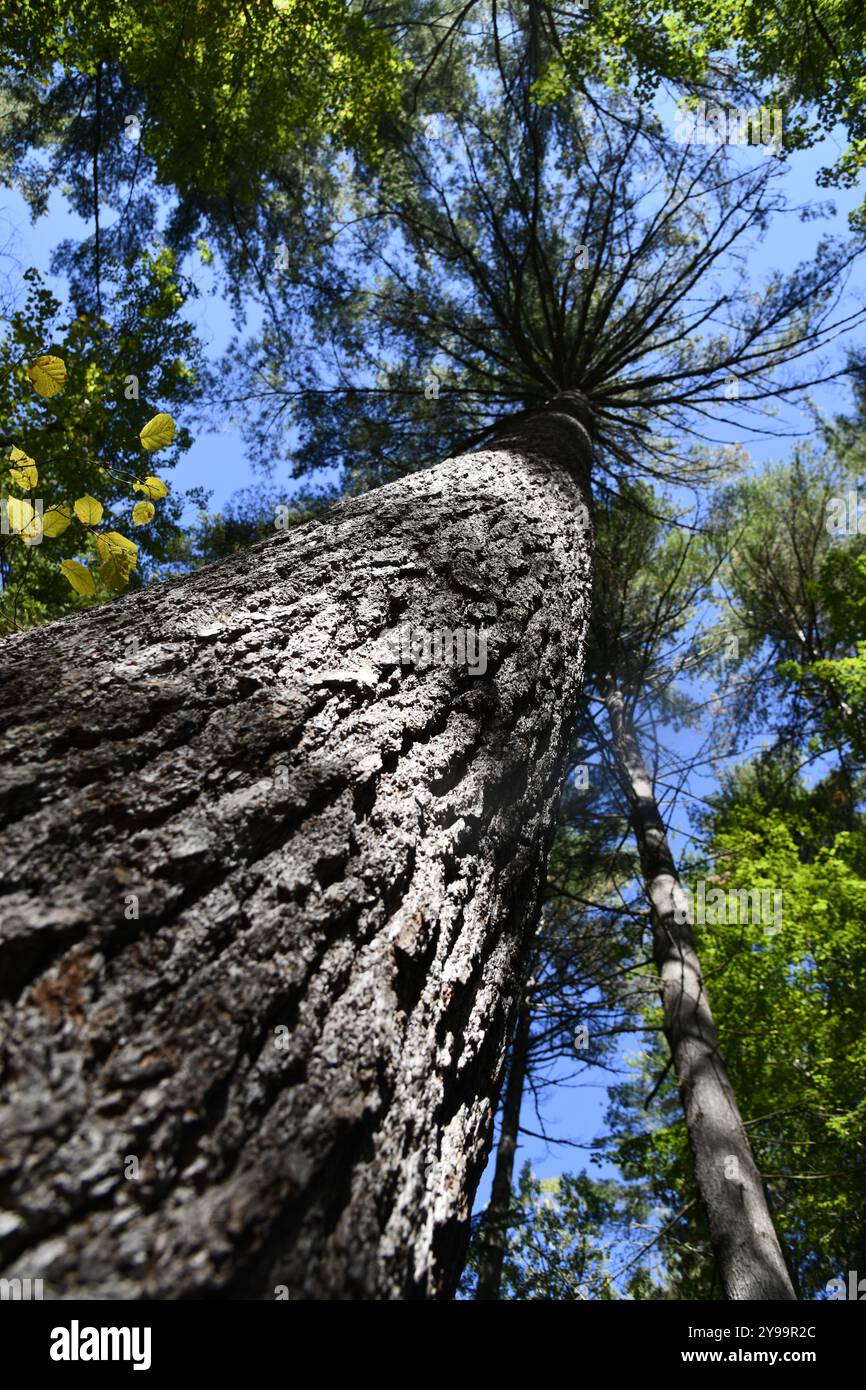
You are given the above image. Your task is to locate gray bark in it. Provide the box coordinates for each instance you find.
[474,995,531,1300]
[0,396,593,1300]
[602,678,796,1301]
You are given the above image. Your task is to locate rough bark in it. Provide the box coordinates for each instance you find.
[474,996,531,1300]
[602,677,796,1301]
[0,396,593,1300]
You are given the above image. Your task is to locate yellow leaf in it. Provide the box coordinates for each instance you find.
[6,495,36,536]
[95,530,137,591]
[28,354,67,397]
[8,446,37,490]
[42,504,73,537]
[132,500,155,526]
[60,558,96,596]
[20,516,43,545]
[139,413,176,451]
[95,530,138,569]
[133,475,168,500]
[74,494,104,525]
[99,553,133,591]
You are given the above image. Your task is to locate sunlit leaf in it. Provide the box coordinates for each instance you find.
[139,412,176,451]
[8,446,37,490]
[60,558,96,595]
[6,495,36,535]
[100,555,132,590]
[42,504,73,538]
[95,530,137,591]
[28,354,67,397]
[133,475,169,500]
[132,500,156,526]
[74,494,104,525]
[95,530,138,568]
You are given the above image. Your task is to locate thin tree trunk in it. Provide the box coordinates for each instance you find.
[0,396,593,1300]
[474,996,531,1300]
[602,677,796,1301]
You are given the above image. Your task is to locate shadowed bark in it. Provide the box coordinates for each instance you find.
[0,396,593,1300]
[602,676,797,1301]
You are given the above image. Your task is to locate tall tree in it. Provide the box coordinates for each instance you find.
[600,686,795,1298]
[0,2,863,1298]
[598,457,866,1300]
[586,485,795,1298]
[0,395,594,1299]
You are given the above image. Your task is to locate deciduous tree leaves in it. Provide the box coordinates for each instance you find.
[73,494,104,525]
[28,354,67,397]
[6,495,38,539]
[99,552,133,590]
[0,261,194,630]
[42,504,72,537]
[59,558,96,596]
[8,446,37,489]
[58,532,138,594]
[96,530,138,591]
[96,531,137,564]
[133,475,168,500]
[139,412,176,451]
[131,500,155,525]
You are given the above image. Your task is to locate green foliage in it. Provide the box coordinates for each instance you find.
[704,450,863,744]
[461,1162,654,1300]
[0,251,202,631]
[780,547,866,762]
[217,10,850,494]
[0,1,402,210]
[541,1,866,223]
[606,755,866,1299]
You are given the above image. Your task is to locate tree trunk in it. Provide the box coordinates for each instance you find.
[0,396,593,1300]
[602,677,796,1301]
[474,996,531,1300]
